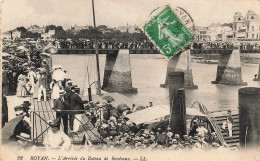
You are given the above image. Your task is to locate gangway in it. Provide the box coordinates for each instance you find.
[191,101,239,149]
[30,97,102,146]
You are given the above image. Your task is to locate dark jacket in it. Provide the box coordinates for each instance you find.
[157,133,167,145]
[64,88,73,109]
[70,93,87,114]
[38,75,48,88]
[2,96,8,128]
[53,98,66,110]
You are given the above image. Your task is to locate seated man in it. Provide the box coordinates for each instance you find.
[196,123,208,139]
[43,120,71,150]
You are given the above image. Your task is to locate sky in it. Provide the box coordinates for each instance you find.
[1,0,260,31]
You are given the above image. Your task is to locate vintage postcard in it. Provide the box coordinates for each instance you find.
[1,0,260,161]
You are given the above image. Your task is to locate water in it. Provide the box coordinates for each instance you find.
[52,54,260,111]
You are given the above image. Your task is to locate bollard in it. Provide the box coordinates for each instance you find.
[168,72,186,137]
[239,87,260,149]
[88,87,92,101]
[253,64,260,81]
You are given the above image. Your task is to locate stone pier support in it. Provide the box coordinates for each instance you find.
[212,49,247,85]
[102,49,137,93]
[160,49,198,89]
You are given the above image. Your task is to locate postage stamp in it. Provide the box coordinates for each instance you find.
[143,5,194,59]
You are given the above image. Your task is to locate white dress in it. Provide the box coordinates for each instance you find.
[28,71,36,94]
[50,81,61,100]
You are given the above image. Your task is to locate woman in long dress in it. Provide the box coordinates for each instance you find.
[33,71,41,99]
[16,73,27,97]
[28,67,36,94]
[50,79,62,100]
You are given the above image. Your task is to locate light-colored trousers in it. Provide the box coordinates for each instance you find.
[38,85,47,101]
[73,114,82,132]
[222,121,232,137]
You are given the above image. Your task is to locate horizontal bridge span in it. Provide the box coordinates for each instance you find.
[56,49,160,54]
[56,49,260,54]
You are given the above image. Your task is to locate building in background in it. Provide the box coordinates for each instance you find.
[12,29,21,39]
[208,23,222,41]
[194,26,209,41]
[195,10,259,42]
[41,29,55,40]
[3,31,12,40]
[72,25,89,31]
[27,25,45,34]
[233,10,260,40]
[116,24,141,33]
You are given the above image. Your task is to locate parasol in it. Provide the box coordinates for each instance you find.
[45,46,58,54]
[117,103,128,113]
[102,96,115,102]
[2,116,24,144]
[136,105,146,111]
[52,69,67,81]
[52,64,63,70]
[40,53,51,58]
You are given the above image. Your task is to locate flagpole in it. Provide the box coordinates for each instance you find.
[92,0,102,95]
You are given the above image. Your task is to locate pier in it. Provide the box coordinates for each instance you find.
[56,49,260,55]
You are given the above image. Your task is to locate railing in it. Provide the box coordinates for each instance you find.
[191,101,227,146]
[31,109,102,144]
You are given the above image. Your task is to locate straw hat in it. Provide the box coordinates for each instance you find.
[14,106,24,116]
[59,90,65,95]
[48,120,60,128]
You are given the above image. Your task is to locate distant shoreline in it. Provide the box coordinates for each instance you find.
[192,53,260,64]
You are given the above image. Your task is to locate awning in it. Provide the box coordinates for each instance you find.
[126,106,206,125]
[186,108,206,117]
[126,105,169,125]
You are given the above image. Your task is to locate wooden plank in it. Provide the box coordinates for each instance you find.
[31,99,57,143]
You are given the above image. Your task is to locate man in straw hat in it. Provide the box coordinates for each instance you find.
[53,90,68,134]
[37,68,47,101]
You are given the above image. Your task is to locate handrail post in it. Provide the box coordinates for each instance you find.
[32,112,35,143]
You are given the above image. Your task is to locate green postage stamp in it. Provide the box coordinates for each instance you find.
[143,5,194,58]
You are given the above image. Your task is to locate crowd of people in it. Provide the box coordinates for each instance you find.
[53,39,155,50]
[42,80,226,151]
[42,92,226,151]
[2,52,50,98]
[193,41,260,50]
[2,39,232,151]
